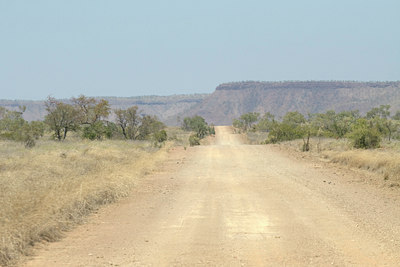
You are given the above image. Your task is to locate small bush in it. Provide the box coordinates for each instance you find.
[154,130,167,143]
[189,134,200,146]
[347,119,381,149]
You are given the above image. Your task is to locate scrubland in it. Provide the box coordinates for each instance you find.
[276,137,400,183]
[0,129,187,266]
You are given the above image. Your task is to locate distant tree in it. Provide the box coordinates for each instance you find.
[182,116,210,138]
[393,111,400,121]
[114,106,164,140]
[312,110,359,138]
[72,95,96,125]
[72,95,110,125]
[71,95,111,140]
[366,105,397,141]
[282,111,305,127]
[347,118,381,149]
[126,106,141,139]
[232,119,244,133]
[0,106,45,147]
[232,112,260,132]
[44,97,79,140]
[256,112,275,132]
[265,112,307,144]
[154,129,167,143]
[114,108,129,139]
[239,112,260,131]
[137,115,165,140]
[366,105,390,120]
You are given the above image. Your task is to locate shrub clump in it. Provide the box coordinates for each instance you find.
[189,134,200,146]
[347,119,381,149]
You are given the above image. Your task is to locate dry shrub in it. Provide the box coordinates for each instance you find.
[0,139,170,266]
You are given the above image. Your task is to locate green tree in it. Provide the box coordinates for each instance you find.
[44,97,79,140]
[265,112,307,144]
[154,129,168,143]
[114,106,141,140]
[138,115,165,140]
[366,105,397,141]
[347,118,381,149]
[0,107,45,147]
[182,116,210,138]
[256,112,275,132]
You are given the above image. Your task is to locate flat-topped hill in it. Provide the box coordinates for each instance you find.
[184,81,400,125]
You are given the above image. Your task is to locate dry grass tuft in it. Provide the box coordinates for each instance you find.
[0,138,171,266]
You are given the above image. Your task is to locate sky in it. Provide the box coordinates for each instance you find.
[0,0,399,100]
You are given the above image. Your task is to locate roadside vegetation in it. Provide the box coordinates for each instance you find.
[181,115,215,146]
[233,105,400,182]
[0,95,192,266]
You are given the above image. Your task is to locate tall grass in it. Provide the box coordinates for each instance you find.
[325,149,400,181]
[0,138,171,266]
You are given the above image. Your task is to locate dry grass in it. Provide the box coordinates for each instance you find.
[325,150,400,181]
[278,137,400,182]
[165,127,191,147]
[0,137,174,266]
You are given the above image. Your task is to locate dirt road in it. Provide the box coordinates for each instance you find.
[25,126,400,266]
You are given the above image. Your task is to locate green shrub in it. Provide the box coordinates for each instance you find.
[347,119,381,149]
[189,134,200,146]
[82,121,107,140]
[154,130,168,143]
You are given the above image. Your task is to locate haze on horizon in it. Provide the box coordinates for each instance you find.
[1,0,399,100]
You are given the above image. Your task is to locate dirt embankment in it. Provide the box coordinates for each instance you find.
[24,126,400,266]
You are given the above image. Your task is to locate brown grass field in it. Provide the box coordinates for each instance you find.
[0,128,189,266]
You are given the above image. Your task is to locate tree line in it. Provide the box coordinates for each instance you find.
[233,105,400,150]
[0,95,167,147]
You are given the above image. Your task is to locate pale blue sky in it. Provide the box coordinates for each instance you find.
[1,0,399,100]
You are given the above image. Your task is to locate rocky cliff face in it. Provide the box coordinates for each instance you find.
[184,81,400,125]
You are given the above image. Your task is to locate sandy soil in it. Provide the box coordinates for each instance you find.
[24,126,400,266]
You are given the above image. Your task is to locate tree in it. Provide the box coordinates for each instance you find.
[72,95,110,125]
[125,106,141,139]
[137,115,165,140]
[240,112,260,131]
[114,108,128,139]
[0,107,45,147]
[232,119,244,132]
[154,129,167,143]
[115,106,141,140]
[114,106,165,140]
[44,97,79,140]
[72,95,97,125]
[182,116,210,138]
[347,118,381,149]
[282,111,305,127]
[265,112,309,145]
[393,111,400,121]
[256,112,275,132]
[232,112,260,132]
[366,105,397,141]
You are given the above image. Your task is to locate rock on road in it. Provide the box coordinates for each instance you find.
[25,126,400,266]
